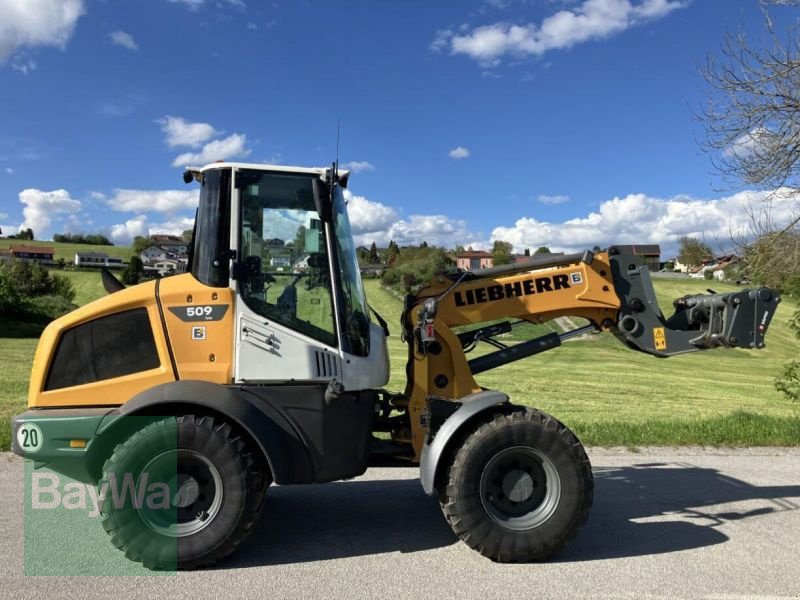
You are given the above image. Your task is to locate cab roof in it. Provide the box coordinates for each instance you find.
[185,162,350,188]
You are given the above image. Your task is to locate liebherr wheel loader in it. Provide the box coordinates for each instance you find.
[12,162,780,568]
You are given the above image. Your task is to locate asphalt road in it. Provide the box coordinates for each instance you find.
[1,448,799,599]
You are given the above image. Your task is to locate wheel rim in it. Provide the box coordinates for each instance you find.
[479,446,561,531]
[137,449,224,538]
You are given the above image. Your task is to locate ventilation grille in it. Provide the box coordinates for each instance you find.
[314,350,340,379]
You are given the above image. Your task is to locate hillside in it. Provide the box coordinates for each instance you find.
[0,240,133,261]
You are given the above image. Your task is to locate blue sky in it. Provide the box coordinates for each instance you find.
[0,0,797,256]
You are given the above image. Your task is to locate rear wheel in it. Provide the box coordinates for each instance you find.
[100,415,269,570]
[438,408,592,562]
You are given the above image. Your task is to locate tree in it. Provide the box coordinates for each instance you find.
[533,246,551,256]
[699,1,800,400]
[677,236,713,267]
[698,0,800,287]
[420,241,428,248]
[491,240,514,266]
[386,240,400,266]
[122,256,144,285]
[182,229,193,242]
[523,248,530,256]
[369,241,380,263]
[132,236,154,255]
[699,1,800,191]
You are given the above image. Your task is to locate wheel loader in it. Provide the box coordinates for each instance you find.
[11,162,780,568]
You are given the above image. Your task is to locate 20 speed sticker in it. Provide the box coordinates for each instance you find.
[16,422,43,454]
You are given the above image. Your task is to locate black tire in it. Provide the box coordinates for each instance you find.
[100,415,269,570]
[438,407,592,562]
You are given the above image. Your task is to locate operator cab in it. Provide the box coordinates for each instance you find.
[185,162,389,391]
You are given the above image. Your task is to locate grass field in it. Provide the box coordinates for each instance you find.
[0,240,133,262]
[365,277,800,446]
[1,273,798,450]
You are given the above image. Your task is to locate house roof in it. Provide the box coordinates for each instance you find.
[613,244,661,256]
[457,251,492,258]
[9,245,54,255]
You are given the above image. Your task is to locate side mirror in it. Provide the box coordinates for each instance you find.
[312,178,333,222]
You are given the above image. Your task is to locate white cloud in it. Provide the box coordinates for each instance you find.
[107,189,199,213]
[158,115,219,148]
[110,215,148,245]
[723,127,773,160]
[491,189,800,256]
[171,133,250,167]
[342,160,375,173]
[537,194,570,205]
[343,189,479,248]
[4,167,13,174]
[438,0,685,65]
[97,95,142,118]
[449,146,471,159]
[167,0,205,9]
[18,188,82,238]
[11,57,36,74]
[168,0,246,9]
[149,215,196,236]
[0,0,86,63]
[109,30,138,51]
[344,190,398,236]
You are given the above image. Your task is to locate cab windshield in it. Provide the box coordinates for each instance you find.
[332,186,371,357]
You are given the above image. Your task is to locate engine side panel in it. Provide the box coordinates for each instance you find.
[28,280,176,408]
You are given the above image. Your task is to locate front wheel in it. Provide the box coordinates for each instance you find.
[438,408,593,562]
[100,415,268,570]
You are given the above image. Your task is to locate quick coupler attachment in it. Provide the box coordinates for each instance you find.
[667,288,779,350]
[609,250,780,357]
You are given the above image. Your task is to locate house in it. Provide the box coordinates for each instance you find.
[456,250,493,271]
[514,252,564,265]
[74,252,125,269]
[672,257,689,273]
[270,249,292,269]
[140,245,179,264]
[265,238,286,249]
[146,258,187,277]
[612,244,661,272]
[154,239,189,256]
[0,245,55,265]
[360,264,385,277]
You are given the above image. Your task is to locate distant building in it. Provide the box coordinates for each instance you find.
[0,245,55,265]
[456,250,493,271]
[74,252,125,269]
[144,258,187,277]
[515,252,564,265]
[672,257,689,273]
[270,249,292,269]
[152,239,189,255]
[613,244,661,272]
[140,245,179,264]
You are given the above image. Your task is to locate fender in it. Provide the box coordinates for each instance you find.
[419,390,509,495]
[96,380,315,485]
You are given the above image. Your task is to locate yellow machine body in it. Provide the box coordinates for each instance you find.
[27,273,234,409]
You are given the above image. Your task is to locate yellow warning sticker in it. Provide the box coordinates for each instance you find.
[653,327,667,351]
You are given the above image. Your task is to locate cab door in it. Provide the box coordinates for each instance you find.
[232,169,343,384]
